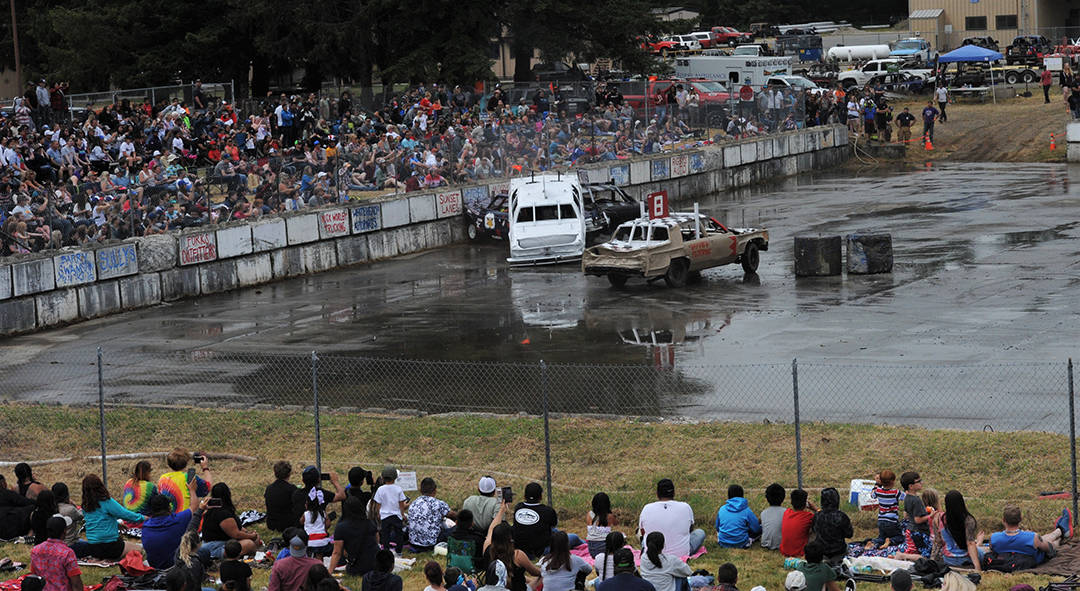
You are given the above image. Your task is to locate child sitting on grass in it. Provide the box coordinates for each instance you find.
[780,489,817,557]
[867,470,904,549]
[219,540,252,591]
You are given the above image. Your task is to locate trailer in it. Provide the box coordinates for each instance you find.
[673,55,795,87]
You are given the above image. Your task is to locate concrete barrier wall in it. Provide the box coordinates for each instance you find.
[0,125,848,336]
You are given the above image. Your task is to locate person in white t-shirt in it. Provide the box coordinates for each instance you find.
[372,465,408,553]
[638,479,704,558]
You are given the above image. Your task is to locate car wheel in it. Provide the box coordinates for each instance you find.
[741,242,760,274]
[467,223,478,240]
[1022,70,1037,84]
[1005,71,1019,85]
[664,258,689,288]
[607,274,628,288]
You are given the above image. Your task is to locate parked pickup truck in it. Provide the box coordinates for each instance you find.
[581,212,769,287]
[837,58,932,88]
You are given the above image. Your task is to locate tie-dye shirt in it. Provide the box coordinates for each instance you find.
[156,470,211,513]
[121,478,158,515]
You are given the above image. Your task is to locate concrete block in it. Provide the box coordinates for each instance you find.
[53,251,96,288]
[1069,143,1080,163]
[235,253,273,286]
[286,213,320,245]
[650,158,670,180]
[178,231,217,265]
[271,246,305,278]
[395,227,425,255]
[797,153,814,171]
[216,225,253,259]
[95,243,138,279]
[759,139,774,160]
[0,264,9,300]
[367,230,399,260]
[12,257,55,297]
[794,235,842,277]
[160,266,200,301]
[610,164,630,185]
[846,233,894,275]
[820,128,834,148]
[1067,122,1080,143]
[336,235,370,265]
[806,131,819,151]
[740,141,757,164]
[689,152,707,174]
[790,132,805,154]
[780,155,799,176]
[723,145,741,167]
[670,155,689,177]
[408,194,437,223]
[585,167,610,184]
[835,125,849,146]
[252,218,288,252]
[0,297,36,334]
[77,281,121,319]
[435,190,463,219]
[381,199,410,228]
[630,160,650,184]
[773,136,789,157]
[318,209,351,239]
[119,273,162,308]
[301,242,337,273]
[35,288,79,327]
[137,234,177,272]
[198,259,239,294]
[351,205,381,234]
[448,217,467,242]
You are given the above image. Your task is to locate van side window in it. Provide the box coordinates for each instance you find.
[559,204,575,219]
[517,207,534,223]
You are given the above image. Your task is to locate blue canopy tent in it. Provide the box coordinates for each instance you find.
[937,44,1005,103]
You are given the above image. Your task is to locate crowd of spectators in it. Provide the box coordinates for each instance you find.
[0,76,820,259]
[1,454,1074,591]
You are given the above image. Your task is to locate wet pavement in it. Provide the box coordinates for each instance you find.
[4,163,1079,429]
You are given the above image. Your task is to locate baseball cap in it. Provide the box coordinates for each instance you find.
[478,476,496,494]
[891,570,913,591]
[524,482,543,501]
[288,534,308,558]
[785,571,807,591]
[381,465,398,480]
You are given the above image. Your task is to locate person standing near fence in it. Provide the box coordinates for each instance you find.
[1042,66,1054,104]
[935,86,948,122]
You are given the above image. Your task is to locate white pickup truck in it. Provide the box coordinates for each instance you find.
[837,59,932,88]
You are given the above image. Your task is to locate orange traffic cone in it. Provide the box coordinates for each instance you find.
[924,134,933,151]
[1051,134,1057,150]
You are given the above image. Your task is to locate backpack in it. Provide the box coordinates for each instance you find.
[982,550,1038,573]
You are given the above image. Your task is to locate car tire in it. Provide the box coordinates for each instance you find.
[607,274,628,288]
[664,258,689,288]
[1005,71,1019,85]
[1022,70,1037,84]
[741,242,760,274]
[467,223,478,240]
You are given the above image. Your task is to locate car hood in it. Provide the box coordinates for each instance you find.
[889,49,920,56]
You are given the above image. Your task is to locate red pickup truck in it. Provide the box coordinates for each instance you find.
[711,26,753,46]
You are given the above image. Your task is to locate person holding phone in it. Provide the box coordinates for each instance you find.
[199,483,261,559]
[142,475,203,569]
[156,448,211,514]
[292,466,345,535]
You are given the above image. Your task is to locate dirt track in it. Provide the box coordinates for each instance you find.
[869,91,1071,162]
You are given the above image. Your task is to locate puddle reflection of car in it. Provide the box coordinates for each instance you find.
[511,271,586,329]
[465,193,510,240]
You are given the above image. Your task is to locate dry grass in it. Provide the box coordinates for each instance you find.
[0,405,1074,591]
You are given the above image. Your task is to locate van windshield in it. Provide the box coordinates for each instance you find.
[895,40,923,50]
[535,205,559,221]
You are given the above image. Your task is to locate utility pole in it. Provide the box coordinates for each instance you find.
[9,0,20,90]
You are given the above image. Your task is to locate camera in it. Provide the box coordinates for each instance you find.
[193,453,205,464]
[320,472,331,481]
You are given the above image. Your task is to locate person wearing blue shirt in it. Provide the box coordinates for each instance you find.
[714,485,761,548]
[143,477,202,569]
[987,505,1070,568]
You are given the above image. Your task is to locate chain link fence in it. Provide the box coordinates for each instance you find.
[1,350,1076,518]
[66,82,236,113]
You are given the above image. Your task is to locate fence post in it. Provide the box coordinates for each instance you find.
[312,351,322,473]
[792,358,803,489]
[1070,358,1077,523]
[541,359,553,507]
[97,347,108,489]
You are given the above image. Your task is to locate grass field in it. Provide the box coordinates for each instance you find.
[0,405,1074,591]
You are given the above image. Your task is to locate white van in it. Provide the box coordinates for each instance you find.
[507,173,586,265]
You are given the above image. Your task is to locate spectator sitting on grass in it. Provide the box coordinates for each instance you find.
[811,488,852,566]
[329,495,379,576]
[51,483,83,549]
[446,509,486,574]
[80,473,144,560]
[984,505,1071,570]
[29,516,82,591]
[593,531,626,584]
[640,532,693,591]
[219,540,253,591]
[701,562,739,591]
[930,490,983,572]
[269,529,322,591]
[760,483,786,550]
[361,549,403,591]
[142,477,201,569]
[513,482,579,559]
[780,489,816,558]
[484,502,541,591]
[121,460,158,516]
[29,490,58,546]
[200,482,261,560]
[638,478,704,558]
[538,531,592,591]
[715,484,762,548]
[597,547,654,591]
[265,461,298,533]
[462,476,500,532]
[424,561,447,591]
[157,448,211,513]
[15,463,47,500]
[409,477,457,552]
[796,541,839,591]
[586,492,619,558]
[0,473,34,540]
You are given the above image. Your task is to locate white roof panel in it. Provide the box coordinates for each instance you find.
[910,8,944,18]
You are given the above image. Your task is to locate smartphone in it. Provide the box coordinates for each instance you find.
[187,468,196,481]
[320,472,332,481]
[207,498,223,508]
[502,486,513,504]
